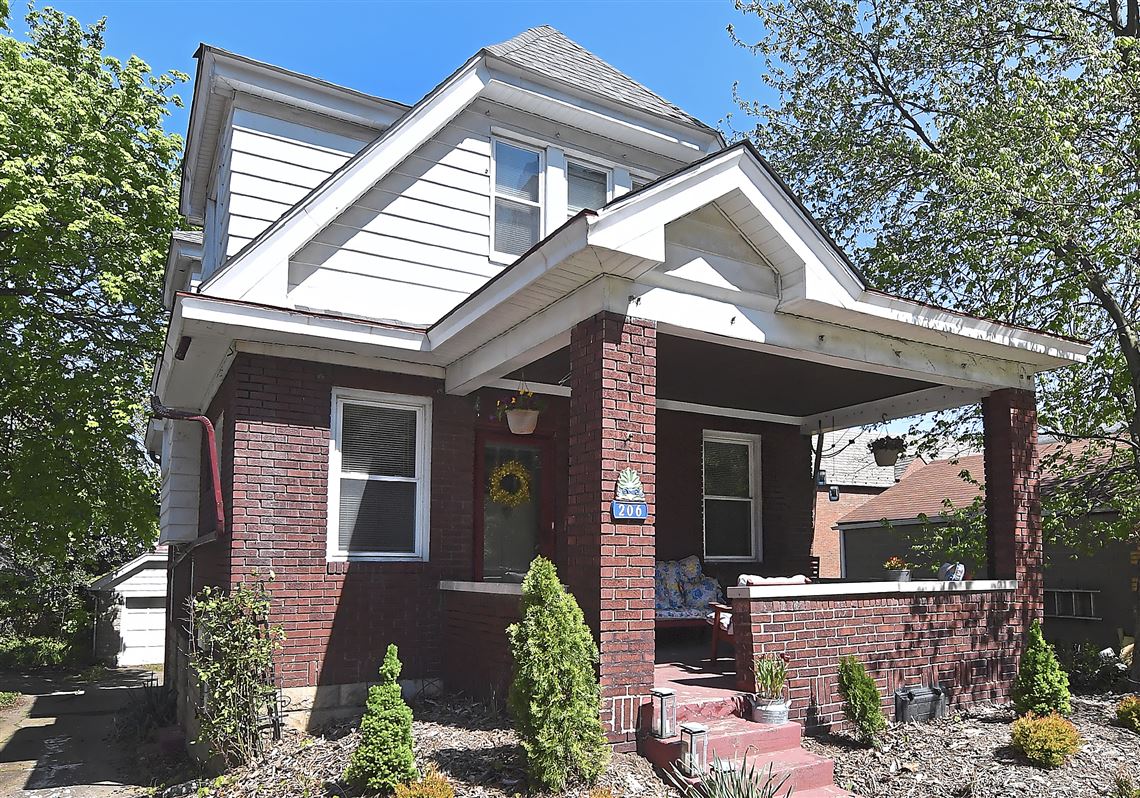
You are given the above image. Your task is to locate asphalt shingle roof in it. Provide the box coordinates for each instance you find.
[483,26,712,131]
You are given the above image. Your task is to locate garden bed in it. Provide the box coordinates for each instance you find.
[803,695,1140,797]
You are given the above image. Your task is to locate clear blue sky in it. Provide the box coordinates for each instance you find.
[12,1,774,142]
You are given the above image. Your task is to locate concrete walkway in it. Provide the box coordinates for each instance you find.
[0,668,157,798]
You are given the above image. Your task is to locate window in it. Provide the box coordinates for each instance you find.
[567,160,609,216]
[1044,589,1099,620]
[492,139,542,257]
[631,178,650,193]
[328,390,431,561]
[702,431,761,560]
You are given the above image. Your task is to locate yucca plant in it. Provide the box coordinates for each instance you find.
[666,754,793,798]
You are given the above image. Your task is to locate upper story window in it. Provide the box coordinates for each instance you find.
[631,178,650,193]
[328,389,432,561]
[492,139,543,258]
[567,160,610,217]
[702,430,762,561]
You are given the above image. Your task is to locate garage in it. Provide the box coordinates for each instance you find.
[90,549,169,667]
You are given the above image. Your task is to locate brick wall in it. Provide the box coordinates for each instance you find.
[812,485,884,578]
[440,589,521,700]
[566,312,656,751]
[731,589,1019,732]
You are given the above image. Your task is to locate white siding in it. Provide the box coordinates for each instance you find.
[158,419,200,544]
[658,204,781,298]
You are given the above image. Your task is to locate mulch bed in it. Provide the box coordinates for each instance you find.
[189,697,676,798]
[802,695,1140,797]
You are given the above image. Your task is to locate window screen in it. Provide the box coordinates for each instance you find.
[493,140,542,257]
[702,433,760,560]
[567,162,608,216]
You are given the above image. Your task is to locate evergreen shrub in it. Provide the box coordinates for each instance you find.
[1010,712,1081,767]
[1013,619,1071,716]
[837,655,886,746]
[344,644,418,792]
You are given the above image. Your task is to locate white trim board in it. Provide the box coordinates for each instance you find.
[726,579,1017,600]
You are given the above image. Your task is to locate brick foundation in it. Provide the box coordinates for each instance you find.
[440,587,522,701]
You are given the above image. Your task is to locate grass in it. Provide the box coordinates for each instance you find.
[0,691,21,710]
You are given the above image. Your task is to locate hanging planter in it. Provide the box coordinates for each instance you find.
[495,386,545,436]
[868,435,906,467]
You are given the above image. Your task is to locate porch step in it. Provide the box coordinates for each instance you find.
[725,746,836,793]
[793,787,860,797]
[641,717,801,768]
[676,690,751,723]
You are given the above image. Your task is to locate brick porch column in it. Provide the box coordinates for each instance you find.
[566,311,656,751]
[982,387,1043,631]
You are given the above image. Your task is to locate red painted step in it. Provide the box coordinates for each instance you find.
[726,746,836,793]
[675,691,751,723]
[640,717,802,769]
[793,786,861,797]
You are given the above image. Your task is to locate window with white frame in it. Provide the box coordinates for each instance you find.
[631,177,650,193]
[1044,589,1099,620]
[328,390,431,561]
[567,160,610,217]
[492,139,543,257]
[702,431,761,560]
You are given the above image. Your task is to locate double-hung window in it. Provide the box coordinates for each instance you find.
[702,431,761,560]
[328,389,431,561]
[492,139,543,258]
[567,160,609,217]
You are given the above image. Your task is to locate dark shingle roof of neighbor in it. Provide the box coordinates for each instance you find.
[483,26,713,132]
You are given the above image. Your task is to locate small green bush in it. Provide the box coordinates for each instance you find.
[0,691,20,710]
[0,635,72,668]
[344,644,418,793]
[1010,712,1081,767]
[1056,641,1124,693]
[394,767,454,798]
[837,655,886,746]
[1117,695,1140,734]
[507,557,610,791]
[1013,619,1071,716]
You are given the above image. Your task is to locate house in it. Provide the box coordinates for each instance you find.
[836,451,1139,651]
[149,25,1090,769]
[810,429,921,578]
[90,549,169,667]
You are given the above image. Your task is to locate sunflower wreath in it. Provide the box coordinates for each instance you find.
[489,459,532,508]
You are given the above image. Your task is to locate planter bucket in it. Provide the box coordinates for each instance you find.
[873,447,902,467]
[885,569,911,582]
[505,409,539,435]
[752,698,790,725]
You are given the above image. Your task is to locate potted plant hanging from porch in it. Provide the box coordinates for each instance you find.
[868,435,906,467]
[496,387,544,435]
[752,652,790,724]
[883,555,911,582]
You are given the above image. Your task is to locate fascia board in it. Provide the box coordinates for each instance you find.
[180,49,217,221]
[154,301,186,400]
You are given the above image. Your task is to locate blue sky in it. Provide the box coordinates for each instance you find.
[11,1,774,142]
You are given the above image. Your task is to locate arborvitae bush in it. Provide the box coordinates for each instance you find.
[507,557,610,791]
[1013,619,1071,716]
[1117,695,1140,734]
[344,644,418,793]
[837,655,887,746]
[1011,712,1081,767]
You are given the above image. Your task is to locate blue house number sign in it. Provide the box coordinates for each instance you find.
[611,468,648,521]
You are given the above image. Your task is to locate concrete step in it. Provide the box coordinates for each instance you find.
[726,747,836,793]
[640,716,801,769]
[793,786,861,798]
[675,690,751,723]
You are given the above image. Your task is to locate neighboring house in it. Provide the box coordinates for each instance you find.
[90,549,169,667]
[149,25,1089,760]
[837,453,1139,650]
[811,429,921,577]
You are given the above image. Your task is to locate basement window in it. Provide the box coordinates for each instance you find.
[702,430,762,561]
[328,389,431,561]
[1044,589,1099,620]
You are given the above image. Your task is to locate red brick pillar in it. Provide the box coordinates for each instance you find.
[982,388,1042,630]
[566,311,656,751]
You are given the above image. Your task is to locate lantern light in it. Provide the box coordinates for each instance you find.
[679,721,709,776]
[649,687,677,739]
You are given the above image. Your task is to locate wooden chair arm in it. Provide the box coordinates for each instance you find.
[709,602,732,614]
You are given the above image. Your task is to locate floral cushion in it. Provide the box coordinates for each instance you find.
[656,607,706,620]
[677,554,703,582]
[655,560,685,610]
[684,576,723,610]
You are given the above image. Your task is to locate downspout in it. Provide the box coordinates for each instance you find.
[150,395,224,555]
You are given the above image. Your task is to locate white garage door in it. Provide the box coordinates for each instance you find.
[118,596,166,667]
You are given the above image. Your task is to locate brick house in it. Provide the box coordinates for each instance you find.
[150,26,1089,778]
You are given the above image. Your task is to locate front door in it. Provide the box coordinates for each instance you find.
[475,432,554,581]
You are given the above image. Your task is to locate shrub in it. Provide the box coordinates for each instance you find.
[754,653,788,701]
[1013,619,1071,716]
[1010,712,1081,767]
[837,655,886,746]
[0,691,20,710]
[666,754,792,798]
[0,635,72,668]
[1056,641,1125,693]
[115,684,177,742]
[1117,695,1140,734]
[507,557,610,791]
[394,768,454,798]
[344,644,418,793]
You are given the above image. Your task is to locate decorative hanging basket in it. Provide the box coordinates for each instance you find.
[495,386,544,436]
[868,435,906,467]
[505,409,540,435]
[489,459,532,508]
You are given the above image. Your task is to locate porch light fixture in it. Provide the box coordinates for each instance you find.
[679,721,709,776]
[649,687,677,739]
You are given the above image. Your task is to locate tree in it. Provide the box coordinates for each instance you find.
[0,8,184,578]
[731,0,1140,681]
[344,643,418,792]
[507,557,610,791]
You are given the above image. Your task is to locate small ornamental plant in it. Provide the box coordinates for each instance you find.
[1010,712,1082,768]
[344,644,418,793]
[883,556,908,571]
[394,768,455,798]
[754,653,789,701]
[837,655,887,746]
[1013,619,1071,716]
[507,557,610,791]
[868,435,905,454]
[1117,695,1140,734]
[494,388,545,420]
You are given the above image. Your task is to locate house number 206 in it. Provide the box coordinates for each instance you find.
[611,501,648,520]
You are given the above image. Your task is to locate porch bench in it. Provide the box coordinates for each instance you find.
[654,556,724,630]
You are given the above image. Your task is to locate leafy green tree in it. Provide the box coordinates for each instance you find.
[1013,619,1071,716]
[344,643,418,793]
[0,8,184,572]
[731,0,1140,681]
[507,557,610,791]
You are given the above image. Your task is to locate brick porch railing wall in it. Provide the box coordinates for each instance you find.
[566,311,656,751]
[440,589,522,701]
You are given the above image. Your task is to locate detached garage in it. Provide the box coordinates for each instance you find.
[90,549,168,667]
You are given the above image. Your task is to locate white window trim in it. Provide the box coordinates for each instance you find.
[702,430,763,562]
[490,136,545,263]
[565,157,613,218]
[327,388,432,562]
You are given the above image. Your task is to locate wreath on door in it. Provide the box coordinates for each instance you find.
[489,459,532,508]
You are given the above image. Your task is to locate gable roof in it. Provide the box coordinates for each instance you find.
[89,549,168,592]
[484,26,711,131]
[838,455,984,526]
